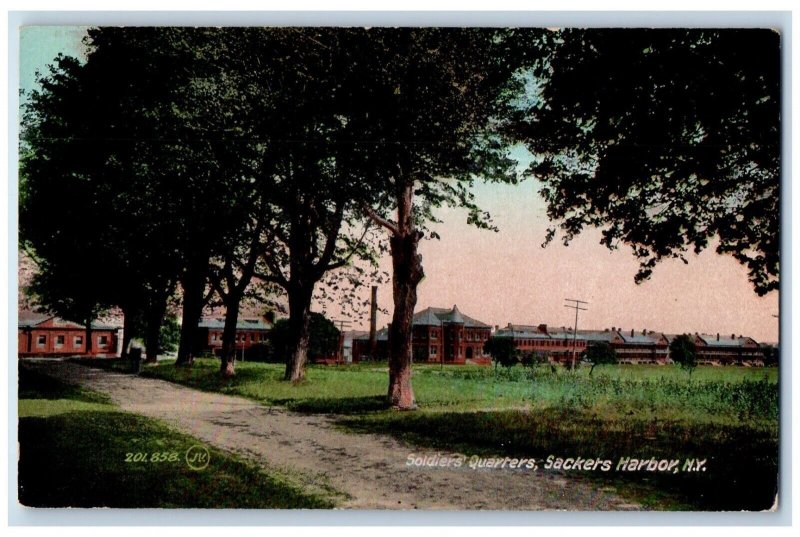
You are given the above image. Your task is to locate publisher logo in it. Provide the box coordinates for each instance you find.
[185,445,210,471]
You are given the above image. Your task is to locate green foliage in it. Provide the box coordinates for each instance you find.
[268,313,341,363]
[519,351,550,368]
[516,29,779,295]
[158,315,181,354]
[670,334,698,376]
[483,337,520,369]
[584,342,618,375]
[761,345,779,367]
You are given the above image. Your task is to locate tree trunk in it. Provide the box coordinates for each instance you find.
[176,260,209,366]
[284,285,313,382]
[143,299,167,364]
[85,318,93,356]
[120,307,135,360]
[219,292,243,378]
[384,176,424,410]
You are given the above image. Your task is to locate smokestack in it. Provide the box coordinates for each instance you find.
[369,286,378,356]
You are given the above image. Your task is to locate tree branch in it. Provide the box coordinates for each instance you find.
[360,201,399,235]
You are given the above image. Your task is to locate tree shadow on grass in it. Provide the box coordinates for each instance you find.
[336,407,778,511]
[18,366,110,404]
[279,395,389,414]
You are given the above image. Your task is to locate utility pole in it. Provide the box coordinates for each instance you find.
[564,298,588,370]
[332,319,352,363]
[369,286,378,358]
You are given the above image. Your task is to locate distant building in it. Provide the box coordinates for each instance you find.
[352,305,493,365]
[194,317,272,356]
[18,315,121,358]
[692,333,763,365]
[614,329,671,364]
[495,324,765,366]
[342,330,369,363]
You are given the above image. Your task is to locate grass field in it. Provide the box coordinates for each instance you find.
[77,358,780,510]
[18,366,338,508]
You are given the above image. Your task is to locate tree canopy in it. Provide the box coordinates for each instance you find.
[669,334,698,375]
[583,341,618,375]
[516,29,780,296]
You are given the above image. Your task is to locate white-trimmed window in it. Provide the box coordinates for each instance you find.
[430,346,437,356]
[74,336,83,347]
[37,335,46,348]
[98,335,108,347]
[55,335,65,348]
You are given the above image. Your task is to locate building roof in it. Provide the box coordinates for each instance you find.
[697,334,758,347]
[412,305,490,328]
[197,317,272,330]
[493,324,550,339]
[580,330,621,343]
[617,332,663,345]
[18,315,120,330]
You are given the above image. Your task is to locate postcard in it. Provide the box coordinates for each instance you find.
[15,22,781,515]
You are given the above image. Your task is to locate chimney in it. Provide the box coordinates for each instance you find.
[631,328,635,337]
[642,328,646,335]
[369,286,378,356]
[717,333,720,341]
[612,326,616,332]
[538,323,548,334]
[731,333,735,340]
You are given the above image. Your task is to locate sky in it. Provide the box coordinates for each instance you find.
[17,26,781,344]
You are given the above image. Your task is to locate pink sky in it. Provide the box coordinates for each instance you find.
[19,27,780,344]
[346,178,780,344]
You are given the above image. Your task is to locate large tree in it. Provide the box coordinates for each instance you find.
[330,28,539,408]
[237,28,386,382]
[514,29,780,295]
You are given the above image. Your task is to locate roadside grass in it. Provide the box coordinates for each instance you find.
[76,357,779,510]
[18,366,338,508]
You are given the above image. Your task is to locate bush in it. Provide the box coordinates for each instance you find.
[243,343,274,362]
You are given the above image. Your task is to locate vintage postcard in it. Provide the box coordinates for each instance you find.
[15,21,781,515]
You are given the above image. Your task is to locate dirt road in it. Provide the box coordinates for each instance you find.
[22,361,641,510]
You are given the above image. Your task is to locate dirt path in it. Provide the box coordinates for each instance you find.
[23,361,641,510]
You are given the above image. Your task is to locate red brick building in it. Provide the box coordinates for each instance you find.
[352,305,493,365]
[692,333,764,365]
[194,317,272,356]
[614,329,671,364]
[18,315,121,357]
[492,323,590,364]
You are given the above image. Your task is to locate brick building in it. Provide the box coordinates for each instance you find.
[614,329,671,364]
[18,315,121,357]
[692,333,764,365]
[194,317,272,356]
[352,305,492,365]
[492,323,590,364]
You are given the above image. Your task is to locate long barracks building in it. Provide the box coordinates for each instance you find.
[494,323,768,366]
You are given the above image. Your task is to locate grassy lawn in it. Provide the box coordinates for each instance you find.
[77,357,779,510]
[18,365,338,508]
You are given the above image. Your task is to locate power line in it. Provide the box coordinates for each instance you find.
[564,298,588,370]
